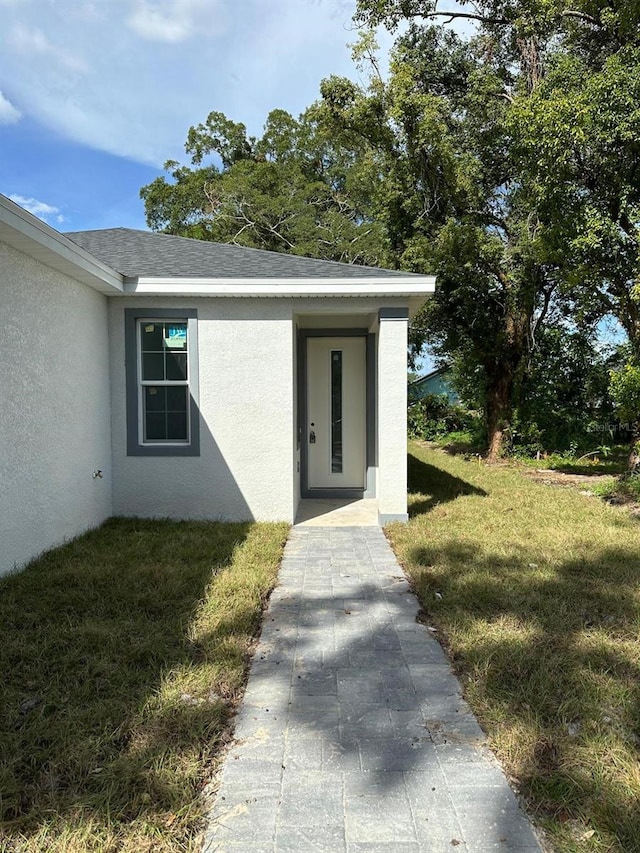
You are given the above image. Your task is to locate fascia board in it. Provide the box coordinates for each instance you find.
[0,195,124,294]
[125,276,437,298]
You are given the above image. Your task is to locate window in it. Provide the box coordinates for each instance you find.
[125,309,200,456]
[330,350,343,473]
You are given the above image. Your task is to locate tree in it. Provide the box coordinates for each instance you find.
[352,0,640,459]
[511,323,620,453]
[140,108,389,266]
[316,23,565,459]
[505,13,640,464]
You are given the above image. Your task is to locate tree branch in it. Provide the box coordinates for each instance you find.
[426,10,508,25]
[620,212,639,248]
[561,10,599,25]
[469,209,510,238]
[415,7,598,28]
[530,280,557,348]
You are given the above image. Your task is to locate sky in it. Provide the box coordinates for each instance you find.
[0,0,396,232]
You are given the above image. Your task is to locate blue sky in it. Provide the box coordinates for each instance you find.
[0,0,394,232]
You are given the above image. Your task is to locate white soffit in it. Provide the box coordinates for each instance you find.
[0,196,124,295]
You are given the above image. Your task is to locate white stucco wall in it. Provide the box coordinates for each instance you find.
[109,295,414,525]
[109,298,296,522]
[0,242,113,576]
[377,315,409,522]
[292,325,301,521]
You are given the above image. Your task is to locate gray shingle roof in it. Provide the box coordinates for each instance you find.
[65,228,416,280]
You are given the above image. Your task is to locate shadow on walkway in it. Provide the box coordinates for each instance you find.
[205,527,542,852]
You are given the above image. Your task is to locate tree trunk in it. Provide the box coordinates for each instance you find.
[626,421,640,476]
[486,368,514,462]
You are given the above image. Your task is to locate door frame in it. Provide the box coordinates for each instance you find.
[298,328,376,499]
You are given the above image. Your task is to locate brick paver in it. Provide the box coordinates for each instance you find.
[203,527,543,853]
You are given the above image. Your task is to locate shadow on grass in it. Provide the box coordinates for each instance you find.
[0,517,256,845]
[408,452,487,517]
[404,537,640,850]
[540,461,625,476]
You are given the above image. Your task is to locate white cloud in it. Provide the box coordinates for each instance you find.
[10,23,88,72]
[9,194,65,224]
[127,0,225,42]
[0,90,21,124]
[0,0,377,165]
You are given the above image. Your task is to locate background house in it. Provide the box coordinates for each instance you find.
[409,365,460,405]
[0,194,435,576]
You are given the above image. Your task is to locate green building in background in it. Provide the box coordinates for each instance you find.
[408,366,460,405]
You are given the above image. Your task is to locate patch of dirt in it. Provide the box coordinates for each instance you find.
[521,468,612,488]
[604,492,640,516]
[522,467,640,516]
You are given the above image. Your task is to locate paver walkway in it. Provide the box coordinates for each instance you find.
[203,527,543,853]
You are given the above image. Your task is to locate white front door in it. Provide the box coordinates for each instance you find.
[307,336,366,490]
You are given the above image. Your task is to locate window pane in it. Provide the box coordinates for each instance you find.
[145,412,166,441]
[166,385,188,411]
[166,351,187,381]
[167,412,188,440]
[331,350,343,473]
[141,323,164,351]
[164,323,188,351]
[144,387,188,442]
[142,353,165,381]
[139,319,191,445]
[145,386,166,412]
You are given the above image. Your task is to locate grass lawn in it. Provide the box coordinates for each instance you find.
[387,442,640,853]
[515,447,629,478]
[0,517,289,852]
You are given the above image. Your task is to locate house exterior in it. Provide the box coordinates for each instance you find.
[409,366,460,405]
[0,194,435,577]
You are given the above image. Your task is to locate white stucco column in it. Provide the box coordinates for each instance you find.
[377,308,409,523]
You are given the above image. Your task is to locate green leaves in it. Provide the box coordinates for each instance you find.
[610,364,640,425]
[185,112,253,168]
[140,107,389,265]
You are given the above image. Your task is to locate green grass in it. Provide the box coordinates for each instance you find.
[0,517,289,852]
[387,443,640,853]
[432,430,485,454]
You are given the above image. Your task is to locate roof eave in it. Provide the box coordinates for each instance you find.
[124,276,436,300]
[0,196,124,294]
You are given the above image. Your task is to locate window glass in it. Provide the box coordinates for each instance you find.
[140,322,190,443]
[142,323,164,350]
[145,386,166,412]
[166,385,187,409]
[142,353,165,381]
[165,324,187,349]
[331,350,343,473]
[167,412,188,440]
[166,352,187,381]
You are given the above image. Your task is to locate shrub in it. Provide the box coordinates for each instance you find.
[408,394,480,442]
